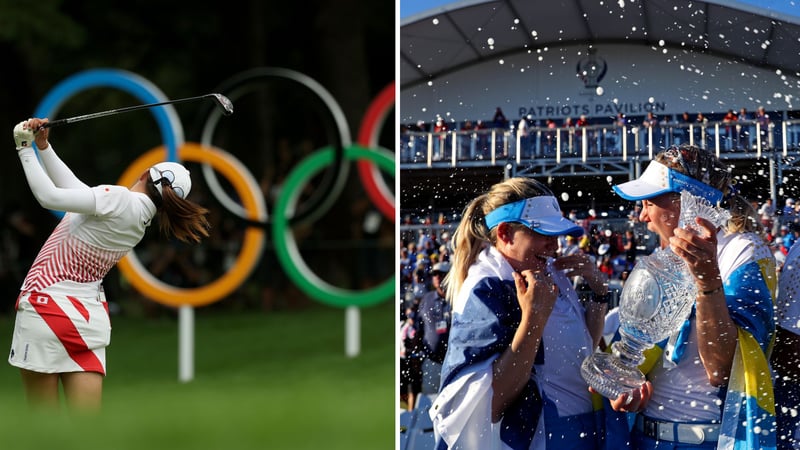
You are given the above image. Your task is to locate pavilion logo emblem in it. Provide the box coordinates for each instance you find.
[576,48,607,93]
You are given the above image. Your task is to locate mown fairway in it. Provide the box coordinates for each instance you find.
[0,301,394,450]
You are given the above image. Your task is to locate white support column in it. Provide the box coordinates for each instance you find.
[178,305,194,383]
[345,306,360,358]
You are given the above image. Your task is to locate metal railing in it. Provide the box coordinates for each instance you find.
[400,119,800,167]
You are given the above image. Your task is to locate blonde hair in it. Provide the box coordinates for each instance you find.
[444,177,554,302]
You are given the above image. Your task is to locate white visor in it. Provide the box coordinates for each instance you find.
[485,196,584,237]
[613,160,723,204]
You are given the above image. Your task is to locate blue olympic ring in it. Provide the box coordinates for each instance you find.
[34,68,182,162]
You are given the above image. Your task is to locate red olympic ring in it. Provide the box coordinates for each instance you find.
[356,82,395,222]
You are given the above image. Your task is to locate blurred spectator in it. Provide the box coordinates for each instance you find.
[544,118,558,155]
[790,224,800,250]
[738,107,752,149]
[783,198,796,225]
[406,242,419,267]
[723,109,738,150]
[612,113,628,152]
[597,248,614,278]
[544,118,557,154]
[415,261,451,395]
[642,111,663,148]
[417,229,433,252]
[568,209,579,222]
[579,208,597,235]
[627,203,642,223]
[400,246,413,290]
[773,237,787,273]
[782,225,796,250]
[438,231,454,257]
[411,259,430,299]
[760,198,776,233]
[623,229,638,267]
[561,234,580,256]
[420,235,438,258]
[573,235,598,298]
[433,116,448,161]
[400,302,423,411]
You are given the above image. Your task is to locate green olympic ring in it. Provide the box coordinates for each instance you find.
[272,145,395,308]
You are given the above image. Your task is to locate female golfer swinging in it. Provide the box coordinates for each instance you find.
[9,118,210,411]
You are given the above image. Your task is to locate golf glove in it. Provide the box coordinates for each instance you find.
[13,121,34,150]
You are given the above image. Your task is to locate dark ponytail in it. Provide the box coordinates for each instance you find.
[146,181,210,243]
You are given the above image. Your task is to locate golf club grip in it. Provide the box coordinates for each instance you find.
[39,118,69,129]
[39,103,170,129]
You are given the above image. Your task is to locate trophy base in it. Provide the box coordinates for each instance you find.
[581,352,646,400]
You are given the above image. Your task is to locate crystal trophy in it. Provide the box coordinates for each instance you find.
[580,191,730,400]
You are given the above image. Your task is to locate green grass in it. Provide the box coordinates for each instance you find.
[0,301,395,450]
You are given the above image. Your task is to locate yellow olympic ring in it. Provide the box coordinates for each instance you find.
[116,143,267,307]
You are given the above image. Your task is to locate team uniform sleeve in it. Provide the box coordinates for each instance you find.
[92,185,135,217]
[17,147,95,214]
[37,144,90,189]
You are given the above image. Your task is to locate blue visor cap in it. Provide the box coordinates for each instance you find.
[485,196,584,237]
[612,160,723,204]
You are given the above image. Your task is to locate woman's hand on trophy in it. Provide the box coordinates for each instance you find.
[669,216,722,290]
[593,380,654,413]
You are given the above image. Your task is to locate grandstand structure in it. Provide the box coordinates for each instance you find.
[399,0,800,218]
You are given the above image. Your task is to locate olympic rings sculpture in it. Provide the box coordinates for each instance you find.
[198,67,351,227]
[33,68,395,308]
[272,145,395,308]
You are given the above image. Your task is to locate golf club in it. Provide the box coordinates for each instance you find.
[40,93,234,129]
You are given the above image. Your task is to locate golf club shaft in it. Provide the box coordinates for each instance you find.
[40,94,220,129]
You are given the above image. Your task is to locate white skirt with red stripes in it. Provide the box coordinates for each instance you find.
[8,290,111,375]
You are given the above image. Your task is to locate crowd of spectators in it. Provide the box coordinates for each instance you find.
[400,104,786,162]
[759,197,800,274]
[404,105,772,140]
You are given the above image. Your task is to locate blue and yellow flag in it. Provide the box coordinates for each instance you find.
[718,328,776,450]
